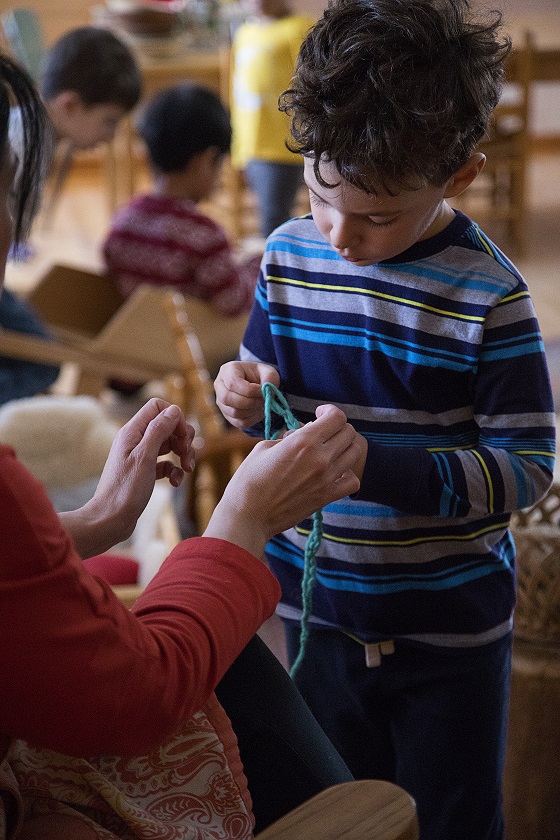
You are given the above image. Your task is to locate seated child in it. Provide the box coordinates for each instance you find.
[103,82,261,317]
[1,25,142,405]
[0,286,60,404]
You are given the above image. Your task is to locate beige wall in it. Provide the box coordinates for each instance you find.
[2,0,558,139]
[2,0,558,47]
[0,0,92,45]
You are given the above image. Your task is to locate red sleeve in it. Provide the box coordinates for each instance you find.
[0,445,280,757]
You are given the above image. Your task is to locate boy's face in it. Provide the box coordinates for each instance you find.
[48,93,128,150]
[304,158,454,266]
[66,102,128,150]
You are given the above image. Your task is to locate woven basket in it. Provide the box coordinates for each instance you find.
[510,483,560,646]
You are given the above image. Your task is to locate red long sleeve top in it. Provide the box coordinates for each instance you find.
[0,443,280,762]
[102,194,260,316]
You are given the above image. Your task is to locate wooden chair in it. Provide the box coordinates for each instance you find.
[0,263,246,401]
[216,155,311,246]
[454,32,534,256]
[0,263,256,531]
[256,779,418,840]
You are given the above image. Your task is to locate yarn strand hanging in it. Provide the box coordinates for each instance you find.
[261,382,323,678]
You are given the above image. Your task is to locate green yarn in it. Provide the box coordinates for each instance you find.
[261,382,323,679]
[262,382,300,439]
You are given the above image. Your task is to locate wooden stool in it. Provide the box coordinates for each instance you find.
[505,485,560,840]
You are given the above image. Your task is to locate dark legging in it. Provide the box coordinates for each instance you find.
[215,633,353,834]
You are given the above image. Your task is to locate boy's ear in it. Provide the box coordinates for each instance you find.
[49,90,86,118]
[197,145,223,166]
[443,153,486,199]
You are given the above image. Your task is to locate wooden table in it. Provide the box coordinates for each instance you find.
[256,779,418,840]
[137,45,225,99]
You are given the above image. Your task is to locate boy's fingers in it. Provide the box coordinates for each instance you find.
[332,469,361,496]
[257,364,280,386]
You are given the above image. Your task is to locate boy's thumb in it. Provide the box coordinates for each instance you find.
[258,365,280,386]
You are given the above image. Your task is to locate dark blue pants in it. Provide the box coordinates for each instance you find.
[0,287,60,404]
[285,625,512,840]
[215,634,353,834]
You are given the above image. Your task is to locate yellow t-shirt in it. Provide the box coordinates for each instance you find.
[230,14,314,168]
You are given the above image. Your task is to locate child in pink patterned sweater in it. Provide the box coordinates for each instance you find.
[103,82,260,317]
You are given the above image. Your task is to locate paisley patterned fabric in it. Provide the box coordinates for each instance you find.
[6,695,254,840]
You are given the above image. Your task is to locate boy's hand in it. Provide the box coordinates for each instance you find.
[215,361,280,429]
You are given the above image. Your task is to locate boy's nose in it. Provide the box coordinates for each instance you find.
[330,216,360,251]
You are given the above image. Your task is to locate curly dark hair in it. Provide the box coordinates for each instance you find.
[280,0,511,193]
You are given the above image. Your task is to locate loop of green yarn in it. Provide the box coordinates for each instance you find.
[261,382,323,678]
[262,382,300,439]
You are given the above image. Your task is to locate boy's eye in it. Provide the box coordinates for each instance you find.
[367,218,394,228]
[309,193,328,208]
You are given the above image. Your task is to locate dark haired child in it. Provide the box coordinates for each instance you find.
[103,82,260,317]
[1,25,142,404]
[41,24,141,151]
[214,1,556,838]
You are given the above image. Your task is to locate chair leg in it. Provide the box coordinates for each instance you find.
[40,141,75,231]
[104,117,136,213]
[509,162,527,257]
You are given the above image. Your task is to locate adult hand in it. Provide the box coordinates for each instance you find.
[214,360,280,429]
[61,399,195,558]
[203,404,362,559]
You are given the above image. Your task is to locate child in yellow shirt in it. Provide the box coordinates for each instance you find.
[230,0,314,237]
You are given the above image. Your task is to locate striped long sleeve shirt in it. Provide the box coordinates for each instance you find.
[240,210,556,647]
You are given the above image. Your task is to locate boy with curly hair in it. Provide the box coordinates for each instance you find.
[214,1,556,837]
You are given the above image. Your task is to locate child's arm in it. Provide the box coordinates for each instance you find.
[215,360,280,429]
[355,287,555,518]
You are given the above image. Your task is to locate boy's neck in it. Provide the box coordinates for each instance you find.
[151,171,200,204]
[421,200,456,241]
